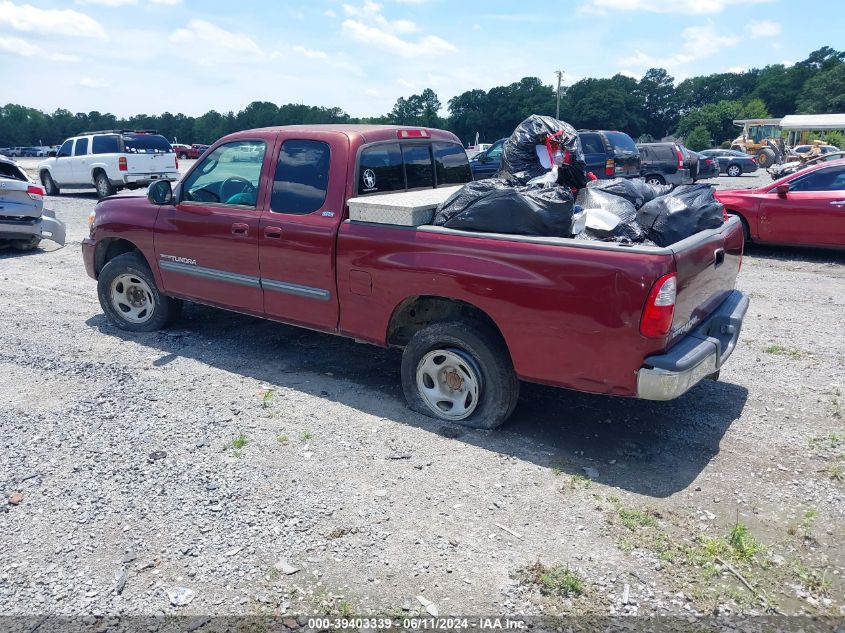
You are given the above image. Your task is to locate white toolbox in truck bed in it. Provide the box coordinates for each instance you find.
[347,186,462,226]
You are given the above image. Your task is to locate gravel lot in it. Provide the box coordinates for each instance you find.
[1,164,843,621]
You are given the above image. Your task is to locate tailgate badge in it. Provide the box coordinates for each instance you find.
[321,211,335,217]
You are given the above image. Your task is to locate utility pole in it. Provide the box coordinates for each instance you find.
[554,70,564,120]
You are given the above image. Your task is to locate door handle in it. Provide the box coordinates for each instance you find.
[830,200,845,206]
[714,248,725,268]
[231,223,249,236]
[264,226,283,239]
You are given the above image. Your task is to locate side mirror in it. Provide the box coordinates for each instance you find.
[48,150,57,158]
[776,183,790,197]
[148,180,174,205]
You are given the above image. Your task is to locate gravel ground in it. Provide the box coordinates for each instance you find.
[1,164,844,621]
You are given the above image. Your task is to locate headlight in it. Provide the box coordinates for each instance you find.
[87,209,96,236]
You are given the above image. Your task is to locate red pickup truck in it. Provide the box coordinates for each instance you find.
[83,124,748,429]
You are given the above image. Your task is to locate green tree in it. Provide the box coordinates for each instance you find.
[635,68,677,139]
[685,126,711,151]
[796,62,845,113]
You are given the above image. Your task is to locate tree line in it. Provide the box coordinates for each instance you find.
[2,47,843,152]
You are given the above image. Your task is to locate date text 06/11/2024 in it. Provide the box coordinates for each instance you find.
[306,617,526,630]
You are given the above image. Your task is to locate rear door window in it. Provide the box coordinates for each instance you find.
[653,145,675,161]
[433,142,472,185]
[92,135,120,154]
[579,133,604,155]
[402,144,434,189]
[73,138,88,156]
[359,143,404,194]
[270,139,330,215]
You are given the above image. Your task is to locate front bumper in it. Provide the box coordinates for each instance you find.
[82,237,97,279]
[0,209,66,245]
[637,290,749,401]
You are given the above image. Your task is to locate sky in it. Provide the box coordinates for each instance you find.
[0,0,842,118]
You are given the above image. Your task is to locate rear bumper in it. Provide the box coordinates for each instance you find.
[117,173,179,186]
[0,209,65,245]
[637,290,749,401]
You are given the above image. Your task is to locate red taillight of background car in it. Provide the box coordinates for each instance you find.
[605,158,615,176]
[26,185,44,199]
[119,156,127,171]
[675,146,684,169]
[640,273,677,338]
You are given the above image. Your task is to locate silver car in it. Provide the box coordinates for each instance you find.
[0,154,66,250]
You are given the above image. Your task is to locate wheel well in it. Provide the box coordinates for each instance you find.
[387,295,506,348]
[726,211,750,241]
[95,238,140,275]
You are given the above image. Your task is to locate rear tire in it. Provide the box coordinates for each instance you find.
[40,171,59,196]
[726,164,742,177]
[12,237,41,251]
[645,175,665,186]
[94,171,116,199]
[97,252,182,332]
[401,320,519,430]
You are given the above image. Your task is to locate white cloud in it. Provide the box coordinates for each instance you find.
[727,66,747,74]
[0,1,107,39]
[472,23,481,30]
[323,9,337,17]
[581,0,773,15]
[169,20,265,60]
[79,77,108,88]
[341,1,455,58]
[628,22,739,70]
[745,20,781,38]
[0,34,79,61]
[293,45,328,60]
[150,0,181,4]
[76,0,136,6]
[618,69,642,80]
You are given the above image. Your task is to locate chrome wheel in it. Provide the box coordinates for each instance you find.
[110,273,155,324]
[415,348,481,420]
[727,165,742,177]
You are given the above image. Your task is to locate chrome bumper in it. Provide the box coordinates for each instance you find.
[637,290,749,401]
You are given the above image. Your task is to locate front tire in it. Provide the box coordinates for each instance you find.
[756,149,776,169]
[40,171,59,196]
[401,320,519,430]
[726,164,742,177]
[94,171,116,199]
[97,253,181,332]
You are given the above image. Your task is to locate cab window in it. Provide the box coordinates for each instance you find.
[433,142,472,185]
[486,140,504,161]
[271,139,330,214]
[359,143,404,194]
[403,144,434,189]
[181,140,266,206]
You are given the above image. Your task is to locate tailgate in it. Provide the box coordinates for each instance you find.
[0,179,42,219]
[126,153,177,174]
[667,216,744,345]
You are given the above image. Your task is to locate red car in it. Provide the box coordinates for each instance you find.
[716,158,845,247]
[82,125,747,429]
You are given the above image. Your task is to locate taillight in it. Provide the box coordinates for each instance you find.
[675,146,684,169]
[397,129,429,138]
[605,159,615,176]
[640,273,677,338]
[26,185,44,199]
[119,156,127,171]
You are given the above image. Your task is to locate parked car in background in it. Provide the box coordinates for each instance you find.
[0,154,65,250]
[694,151,719,180]
[699,149,759,177]
[636,142,692,186]
[715,158,845,247]
[792,144,839,156]
[171,143,192,159]
[469,138,505,180]
[38,130,178,199]
[767,150,845,180]
[578,130,641,179]
[188,144,210,159]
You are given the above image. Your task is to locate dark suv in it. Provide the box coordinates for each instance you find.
[577,130,641,179]
[470,130,641,181]
[637,142,694,186]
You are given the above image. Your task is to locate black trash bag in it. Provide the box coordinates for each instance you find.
[574,187,645,242]
[587,177,672,209]
[636,183,725,247]
[433,179,574,237]
[500,115,587,189]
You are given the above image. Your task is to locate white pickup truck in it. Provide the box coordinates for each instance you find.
[38,130,179,199]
